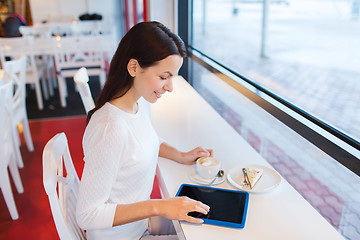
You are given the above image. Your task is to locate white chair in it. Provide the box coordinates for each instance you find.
[53,36,106,107]
[0,36,47,110]
[73,67,95,113]
[19,25,57,96]
[0,71,24,220]
[42,132,86,240]
[4,56,35,155]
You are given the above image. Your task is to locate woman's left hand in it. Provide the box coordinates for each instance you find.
[178,147,213,165]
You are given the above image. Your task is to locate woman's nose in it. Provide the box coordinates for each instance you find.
[163,78,173,92]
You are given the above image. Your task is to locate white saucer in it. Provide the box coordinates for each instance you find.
[227,164,281,193]
[189,167,226,186]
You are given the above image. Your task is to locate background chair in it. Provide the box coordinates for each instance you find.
[73,67,95,114]
[53,36,106,107]
[0,72,24,220]
[4,56,34,155]
[42,132,86,240]
[0,36,47,110]
[19,25,57,97]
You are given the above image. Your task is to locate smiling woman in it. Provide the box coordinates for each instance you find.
[128,55,183,104]
[76,21,213,240]
[86,21,186,122]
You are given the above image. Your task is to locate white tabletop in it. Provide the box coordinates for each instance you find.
[151,76,344,240]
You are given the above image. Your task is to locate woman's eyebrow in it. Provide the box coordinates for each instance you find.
[163,71,173,77]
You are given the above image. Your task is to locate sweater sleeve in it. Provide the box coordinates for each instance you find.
[76,120,126,230]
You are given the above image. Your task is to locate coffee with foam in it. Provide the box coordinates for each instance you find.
[199,157,219,167]
[196,157,221,179]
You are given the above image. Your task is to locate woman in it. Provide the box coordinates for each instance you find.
[76,21,211,240]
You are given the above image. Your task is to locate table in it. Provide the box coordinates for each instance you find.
[0,35,115,57]
[0,35,115,109]
[25,20,106,38]
[151,76,344,240]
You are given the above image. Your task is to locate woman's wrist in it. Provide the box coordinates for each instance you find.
[159,142,186,163]
[176,151,186,164]
[150,199,162,216]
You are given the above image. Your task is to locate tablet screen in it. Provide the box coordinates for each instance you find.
[176,184,249,228]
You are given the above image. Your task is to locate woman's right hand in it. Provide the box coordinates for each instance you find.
[154,197,210,224]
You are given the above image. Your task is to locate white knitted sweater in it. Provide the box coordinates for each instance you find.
[76,98,160,240]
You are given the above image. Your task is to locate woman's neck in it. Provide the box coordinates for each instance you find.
[110,89,139,114]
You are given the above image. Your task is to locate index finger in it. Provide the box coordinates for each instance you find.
[206,149,213,157]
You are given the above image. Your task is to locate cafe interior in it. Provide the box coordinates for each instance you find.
[0,0,359,239]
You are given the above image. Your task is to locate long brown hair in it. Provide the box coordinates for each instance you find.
[87,21,186,123]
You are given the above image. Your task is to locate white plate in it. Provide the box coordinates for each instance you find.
[189,167,226,186]
[227,164,281,193]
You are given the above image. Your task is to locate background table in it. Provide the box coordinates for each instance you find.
[151,76,344,240]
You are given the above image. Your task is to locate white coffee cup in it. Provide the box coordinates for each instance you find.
[196,157,221,179]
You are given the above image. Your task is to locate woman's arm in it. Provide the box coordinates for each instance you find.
[113,197,210,226]
[159,142,212,165]
[113,141,212,226]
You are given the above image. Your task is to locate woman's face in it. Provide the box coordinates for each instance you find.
[131,54,183,103]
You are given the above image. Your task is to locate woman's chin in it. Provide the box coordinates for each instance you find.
[144,96,157,104]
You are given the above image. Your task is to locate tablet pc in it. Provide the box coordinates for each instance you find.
[176,184,249,229]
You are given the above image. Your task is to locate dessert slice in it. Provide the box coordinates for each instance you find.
[246,167,263,189]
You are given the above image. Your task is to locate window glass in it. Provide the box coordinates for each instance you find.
[191,59,360,240]
[193,0,360,143]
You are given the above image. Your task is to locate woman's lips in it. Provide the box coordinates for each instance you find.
[154,91,163,98]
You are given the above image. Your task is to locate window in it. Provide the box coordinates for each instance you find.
[181,0,360,239]
[192,0,360,143]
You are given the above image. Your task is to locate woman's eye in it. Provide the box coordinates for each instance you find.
[160,76,168,80]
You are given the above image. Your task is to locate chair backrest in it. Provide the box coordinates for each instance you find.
[0,70,25,168]
[0,71,23,220]
[0,36,39,83]
[73,67,95,113]
[0,71,14,160]
[0,36,34,62]
[53,36,105,75]
[42,132,86,240]
[4,56,27,109]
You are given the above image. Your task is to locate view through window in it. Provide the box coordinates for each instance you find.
[191,0,360,239]
[192,0,360,143]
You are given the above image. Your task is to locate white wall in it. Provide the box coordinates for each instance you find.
[29,0,121,42]
[29,0,115,25]
[28,0,177,40]
[30,0,84,23]
[149,0,177,32]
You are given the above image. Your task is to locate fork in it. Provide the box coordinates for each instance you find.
[242,168,249,185]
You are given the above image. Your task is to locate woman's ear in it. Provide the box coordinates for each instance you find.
[127,59,138,77]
